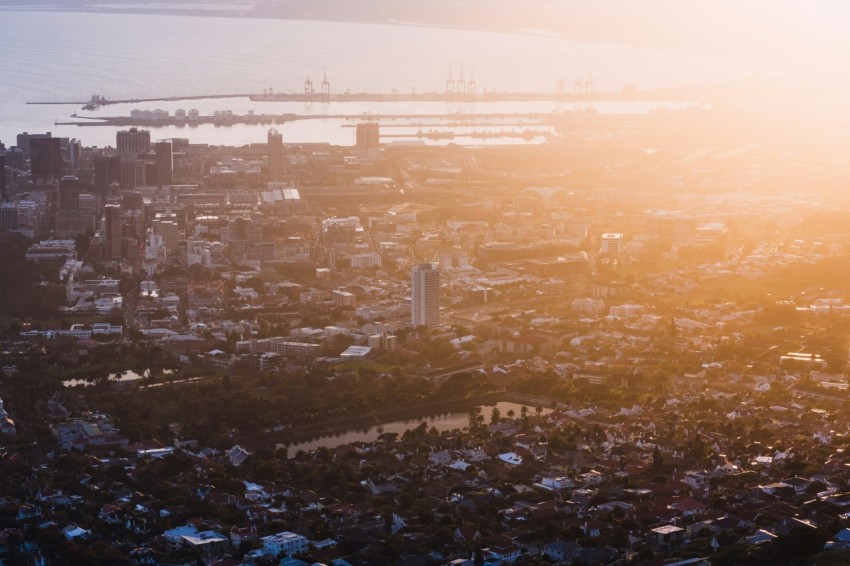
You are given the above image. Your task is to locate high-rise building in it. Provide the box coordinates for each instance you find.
[121,190,144,211]
[30,137,62,179]
[68,138,81,169]
[16,131,52,160]
[155,140,173,185]
[94,155,122,198]
[411,263,440,328]
[267,128,286,181]
[55,209,97,238]
[170,138,190,153]
[153,217,181,253]
[78,193,99,212]
[116,128,151,156]
[3,146,23,171]
[170,138,189,182]
[600,233,624,255]
[59,175,80,210]
[0,203,17,230]
[120,159,146,190]
[13,201,44,239]
[0,149,6,201]
[104,203,122,261]
[355,122,380,149]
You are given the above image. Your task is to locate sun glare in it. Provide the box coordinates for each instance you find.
[7,3,850,564]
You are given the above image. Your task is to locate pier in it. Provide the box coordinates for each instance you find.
[54,111,566,128]
[28,93,254,109]
[247,88,691,103]
[28,82,699,110]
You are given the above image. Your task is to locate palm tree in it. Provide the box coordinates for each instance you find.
[491,407,501,424]
[468,406,482,430]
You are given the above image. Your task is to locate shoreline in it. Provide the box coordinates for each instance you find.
[237,392,504,451]
[237,391,559,451]
[0,5,659,53]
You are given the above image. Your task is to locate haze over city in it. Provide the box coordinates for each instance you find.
[3,2,850,565]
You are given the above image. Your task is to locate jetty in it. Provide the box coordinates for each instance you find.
[54,111,567,128]
[29,83,699,110]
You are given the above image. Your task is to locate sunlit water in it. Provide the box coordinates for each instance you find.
[0,10,754,146]
[280,401,552,454]
[62,368,174,387]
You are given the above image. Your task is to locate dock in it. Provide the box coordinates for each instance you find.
[54,111,566,128]
[29,83,699,110]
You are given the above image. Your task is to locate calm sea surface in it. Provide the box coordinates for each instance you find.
[0,11,754,147]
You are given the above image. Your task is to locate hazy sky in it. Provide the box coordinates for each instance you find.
[511,1,850,80]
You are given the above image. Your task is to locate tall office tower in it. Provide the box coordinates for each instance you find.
[94,155,122,198]
[16,131,52,160]
[411,263,440,328]
[170,137,189,182]
[170,138,189,153]
[355,122,380,149]
[152,218,181,253]
[4,146,24,170]
[30,137,62,180]
[120,159,146,190]
[155,140,173,185]
[116,128,151,156]
[59,175,80,210]
[121,190,144,211]
[0,148,6,201]
[104,203,122,261]
[0,203,17,230]
[68,138,81,170]
[267,128,286,181]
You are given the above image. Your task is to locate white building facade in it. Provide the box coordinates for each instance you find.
[411,262,440,328]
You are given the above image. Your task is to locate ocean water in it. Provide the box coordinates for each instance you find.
[0,10,752,146]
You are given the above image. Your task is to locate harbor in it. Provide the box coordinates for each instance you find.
[32,95,697,147]
[28,78,702,110]
[54,110,561,128]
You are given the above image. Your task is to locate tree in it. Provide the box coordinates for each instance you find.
[4,530,20,561]
[651,445,664,472]
[474,544,485,566]
[491,407,501,424]
[468,406,482,430]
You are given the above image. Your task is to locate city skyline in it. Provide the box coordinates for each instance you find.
[3,3,850,565]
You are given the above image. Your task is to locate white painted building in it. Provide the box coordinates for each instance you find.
[261,531,308,557]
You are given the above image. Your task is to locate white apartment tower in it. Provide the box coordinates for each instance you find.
[600,233,624,255]
[411,263,440,328]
